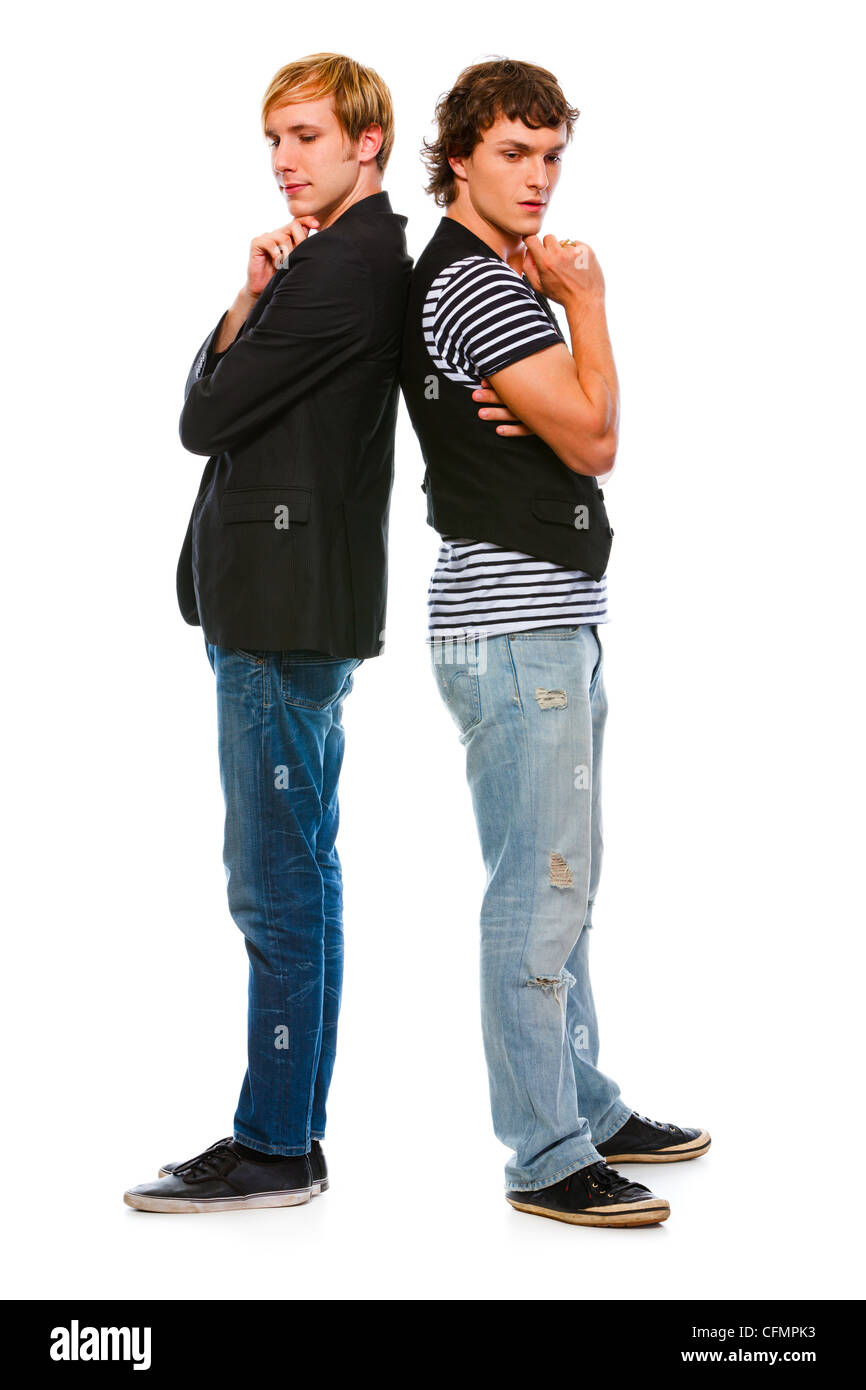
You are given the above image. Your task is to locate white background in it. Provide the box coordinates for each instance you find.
[2,0,863,1301]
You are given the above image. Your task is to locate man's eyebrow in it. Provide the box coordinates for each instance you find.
[265,123,324,138]
[493,138,567,153]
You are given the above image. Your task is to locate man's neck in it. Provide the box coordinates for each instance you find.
[317,177,384,230]
[445,199,526,273]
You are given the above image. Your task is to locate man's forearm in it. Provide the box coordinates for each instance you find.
[214,286,260,353]
[563,295,620,450]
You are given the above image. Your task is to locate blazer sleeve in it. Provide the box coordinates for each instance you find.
[181,311,241,404]
[178,241,372,456]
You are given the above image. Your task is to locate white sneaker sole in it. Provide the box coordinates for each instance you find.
[601,1130,711,1163]
[124,1187,313,1214]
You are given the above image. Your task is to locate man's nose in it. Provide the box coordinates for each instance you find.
[273,146,299,174]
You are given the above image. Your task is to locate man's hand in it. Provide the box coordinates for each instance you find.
[522,234,606,314]
[473,377,535,436]
[246,216,320,297]
[212,217,320,355]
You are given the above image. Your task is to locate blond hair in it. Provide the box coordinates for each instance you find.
[262,53,395,172]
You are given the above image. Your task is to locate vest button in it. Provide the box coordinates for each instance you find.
[609,527,615,537]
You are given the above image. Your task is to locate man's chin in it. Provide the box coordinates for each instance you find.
[302,201,337,228]
[515,208,547,234]
[285,190,320,216]
[500,214,546,242]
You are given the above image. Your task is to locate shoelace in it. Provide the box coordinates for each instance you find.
[578,1162,621,1195]
[175,1141,238,1183]
[564,1161,644,1202]
[634,1111,680,1135]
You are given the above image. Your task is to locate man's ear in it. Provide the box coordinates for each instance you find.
[357,123,383,165]
[448,153,469,185]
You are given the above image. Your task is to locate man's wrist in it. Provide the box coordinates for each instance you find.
[563,289,606,323]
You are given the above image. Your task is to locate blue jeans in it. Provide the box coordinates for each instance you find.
[430,624,633,1190]
[206,642,362,1156]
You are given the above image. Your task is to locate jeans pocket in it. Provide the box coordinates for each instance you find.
[280,654,360,710]
[508,625,582,640]
[590,624,604,689]
[430,644,482,739]
[232,648,269,665]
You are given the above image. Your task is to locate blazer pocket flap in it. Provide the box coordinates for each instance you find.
[221,486,311,525]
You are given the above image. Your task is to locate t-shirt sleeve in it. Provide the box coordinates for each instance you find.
[425,257,564,381]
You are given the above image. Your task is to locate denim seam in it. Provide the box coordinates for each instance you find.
[233,1131,309,1159]
[589,625,604,691]
[508,627,584,642]
[302,694,336,1144]
[505,1149,603,1194]
[591,1100,635,1147]
[510,639,545,1145]
[462,637,483,734]
[465,654,482,735]
[308,673,354,1140]
[504,634,524,714]
[260,660,290,1146]
[310,700,341,1141]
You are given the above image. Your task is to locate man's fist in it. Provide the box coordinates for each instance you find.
[522,234,606,311]
[245,217,320,296]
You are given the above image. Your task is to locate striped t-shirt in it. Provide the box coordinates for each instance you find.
[422,253,608,641]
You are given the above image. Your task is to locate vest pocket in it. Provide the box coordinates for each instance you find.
[531,495,593,527]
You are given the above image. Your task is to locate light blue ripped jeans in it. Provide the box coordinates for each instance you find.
[430,623,633,1191]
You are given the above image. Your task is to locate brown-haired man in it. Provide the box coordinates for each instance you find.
[401,58,709,1227]
[125,54,412,1214]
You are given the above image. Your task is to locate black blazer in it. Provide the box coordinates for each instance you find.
[176,191,413,657]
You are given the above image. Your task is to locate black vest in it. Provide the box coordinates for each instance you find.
[400,216,613,579]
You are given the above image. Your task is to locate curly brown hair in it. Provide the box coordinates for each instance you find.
[421,58,580,207]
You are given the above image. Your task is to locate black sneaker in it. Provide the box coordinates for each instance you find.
[506,1160,670,1227]
[595,1111,711,1163]
[158,1137,329,1197]
[157,1135,231,1179]
[308,1139,329,1195]
[124,1139,312,1213]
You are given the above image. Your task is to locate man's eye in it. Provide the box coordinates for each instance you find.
[547,154,561,164]
[300,135,317,143]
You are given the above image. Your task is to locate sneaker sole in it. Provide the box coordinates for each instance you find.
[506,1196,671,1227]
[600,1130,711,1163]
[124,1187,313,1214]
[157,1167,329,1195]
